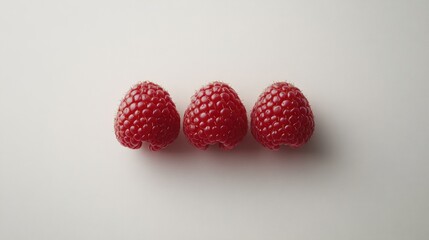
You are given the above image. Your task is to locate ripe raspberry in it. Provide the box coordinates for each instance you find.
[114,81,180,151]
[251,82,314,150]
[183,82,248,150]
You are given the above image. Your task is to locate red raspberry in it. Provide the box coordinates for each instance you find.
[114,81,180,151]
[251,82,314,150]
[183,82,248,150]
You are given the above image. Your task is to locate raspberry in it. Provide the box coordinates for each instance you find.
[251,82,314,150]
[114,81,180,151]
[183,82,248,150]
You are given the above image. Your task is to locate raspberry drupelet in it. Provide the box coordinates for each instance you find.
[114,81,180,151]
[183,82,248,150]
[251,82,314,150]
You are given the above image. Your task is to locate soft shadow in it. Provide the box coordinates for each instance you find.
[161,132,196,154]
[271,124,330,161]
[202,133,264,164]
[136,111,333,169]
[201,110,334,171]
[136,132,198,168]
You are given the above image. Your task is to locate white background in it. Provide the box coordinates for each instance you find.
[1,0,428,239]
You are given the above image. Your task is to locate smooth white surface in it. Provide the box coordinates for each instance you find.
[1,0,429,239]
